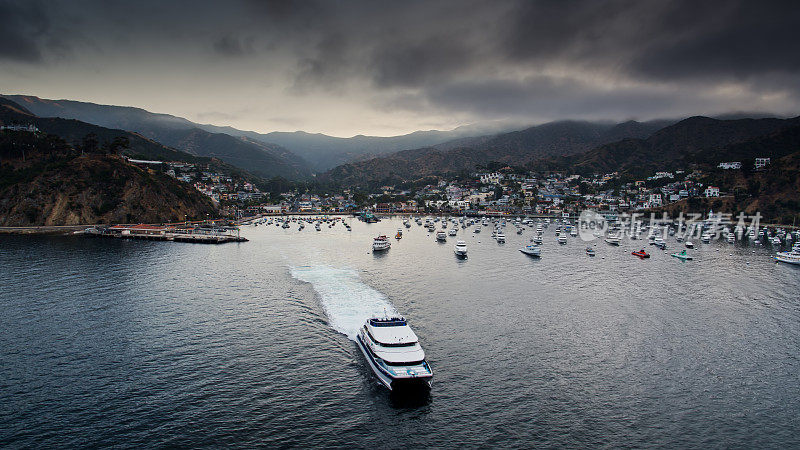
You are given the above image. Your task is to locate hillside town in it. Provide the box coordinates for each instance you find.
[144,155,775,219]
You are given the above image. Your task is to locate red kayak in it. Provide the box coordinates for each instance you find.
[632,250,650,258]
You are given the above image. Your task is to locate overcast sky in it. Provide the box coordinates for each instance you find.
[1,0,799,137]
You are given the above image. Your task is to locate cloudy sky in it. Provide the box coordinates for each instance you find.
[1,0,799,136]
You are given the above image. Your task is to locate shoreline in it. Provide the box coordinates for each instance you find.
[0,225,90,236]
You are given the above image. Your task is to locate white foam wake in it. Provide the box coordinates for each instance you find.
[290,265,397,340]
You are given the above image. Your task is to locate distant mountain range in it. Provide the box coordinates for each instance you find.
[3,95,522,173]
[0,97,253,181]
[0,100,217,226]
[554,116,800,176]
[3,95,311,180]
[322,119,674,187]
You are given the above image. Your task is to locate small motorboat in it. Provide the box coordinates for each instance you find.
[586,246,595,257]
[631,249,650,258]
[775,250,800,265]
[519,244,541,257]
[685,241,694,249]
[671,250,693,260]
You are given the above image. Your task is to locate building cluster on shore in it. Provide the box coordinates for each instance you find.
[133,153,779,222]
[217,164,772,218]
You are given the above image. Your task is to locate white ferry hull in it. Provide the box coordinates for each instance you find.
[356,335,432,391]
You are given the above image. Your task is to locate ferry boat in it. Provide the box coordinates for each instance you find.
[356,317,433,391]
[372,235,391,252]
[519,244,541,257]
[454,240,468,257]
[775,250,800,265]
[436,230,447,242]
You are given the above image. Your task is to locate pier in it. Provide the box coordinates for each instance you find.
[84,223,247,244]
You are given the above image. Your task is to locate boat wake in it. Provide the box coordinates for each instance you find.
[290,265,397,340]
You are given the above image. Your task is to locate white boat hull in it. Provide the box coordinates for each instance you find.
[775,253,800,265]
[356,335,432,391]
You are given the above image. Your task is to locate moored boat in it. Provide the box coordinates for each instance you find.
[775,250,800,265]
[632,249,650,258]
[454,240,468,257]
[373,235,391,252]
[671,250,693,260]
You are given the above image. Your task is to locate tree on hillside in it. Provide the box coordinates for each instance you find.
[82,133,99,154]
[105,136,130,154]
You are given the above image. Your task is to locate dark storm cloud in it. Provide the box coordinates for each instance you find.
[500,0,800,81]
[212,35,254,58]
[630,1,800,80]
[0,1,48,63]
[3,0,799,132]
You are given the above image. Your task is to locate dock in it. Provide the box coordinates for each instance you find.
[83,223,247,244]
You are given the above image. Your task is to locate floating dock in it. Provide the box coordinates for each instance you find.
[83,224,247,244]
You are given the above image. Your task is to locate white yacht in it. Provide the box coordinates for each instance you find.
[448,228,458,236]
[436,230,447,242]
[356,317,433,390]
[372,235,391,252]
[605,234,621,246]
[775,250,800,265]
[519,244,541,257]
[727,233,735,243]
[454,240,468,257]
[685,241,694,248]
[558,234,567,244]
[496,233,506,243]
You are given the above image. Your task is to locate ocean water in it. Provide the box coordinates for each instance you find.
[1,217,799,448]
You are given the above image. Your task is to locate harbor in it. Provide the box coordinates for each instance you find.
[2,212,799,448]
